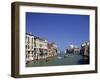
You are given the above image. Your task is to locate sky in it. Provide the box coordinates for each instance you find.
[26,12,89,51]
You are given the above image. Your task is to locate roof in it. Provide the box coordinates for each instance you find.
[26,32,47,42]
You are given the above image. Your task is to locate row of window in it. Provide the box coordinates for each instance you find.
[26,54,34,58]
[26,36,34,44]
[26,36,46,48]
[26,50,48,58]
[26,44,45,49]
[26,45,34,49]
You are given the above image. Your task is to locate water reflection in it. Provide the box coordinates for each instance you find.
[26,53,89,67]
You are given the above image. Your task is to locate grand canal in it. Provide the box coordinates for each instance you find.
[26,53,89,67]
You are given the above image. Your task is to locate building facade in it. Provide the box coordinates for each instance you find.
[80,41,90,57]
[34,36,48,60]
[25,33,58,63]
[25,33,34,63]
[65,44,80,54]
[73,48,80,54]
[47,43,58,57]
[80,41,90,64]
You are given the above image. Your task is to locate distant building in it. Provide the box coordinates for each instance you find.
[73,48,80,54]
[80,41,89,57]
[80,41,89,64]
[47,43,58,57]
[65,44,80,54]
[69,44,74,49]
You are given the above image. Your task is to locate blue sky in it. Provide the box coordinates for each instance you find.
[26,12,89,51]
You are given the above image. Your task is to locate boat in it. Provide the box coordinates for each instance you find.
[64,54,69,58]
[57,56,62,59]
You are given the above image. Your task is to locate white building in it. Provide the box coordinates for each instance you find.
[34,36,48,60]
[25,33,34,63]
[26,33,53,63]
[69,44,74,49]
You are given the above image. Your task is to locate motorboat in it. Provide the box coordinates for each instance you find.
[57,56,62,59]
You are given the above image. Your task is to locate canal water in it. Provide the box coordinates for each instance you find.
[26,53,88,67]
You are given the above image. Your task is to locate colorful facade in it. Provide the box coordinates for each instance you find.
[47,43,58,57]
